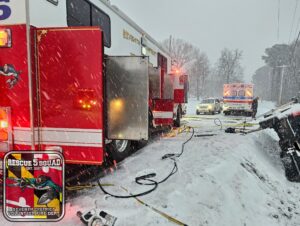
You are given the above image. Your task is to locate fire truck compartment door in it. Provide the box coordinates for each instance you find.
[174,74,189,103]
[163,74,174,99]
[106,56,149,140]
[36,27,104,165]
[149,67,161,99]
[184,74,189,103]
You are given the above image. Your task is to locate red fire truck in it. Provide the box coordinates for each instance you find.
[0,0,188,165]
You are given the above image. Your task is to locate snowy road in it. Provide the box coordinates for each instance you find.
[1,100,300,226]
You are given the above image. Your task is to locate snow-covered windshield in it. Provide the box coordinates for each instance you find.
[201,99,214,104]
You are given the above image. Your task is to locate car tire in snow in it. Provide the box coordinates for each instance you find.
[109,140,132,162]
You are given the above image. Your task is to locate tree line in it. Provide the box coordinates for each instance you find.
[162,38,244,100]
[252,39,300,104]
[162,35,300,105]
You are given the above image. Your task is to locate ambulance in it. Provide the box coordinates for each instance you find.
[223,83,253,116]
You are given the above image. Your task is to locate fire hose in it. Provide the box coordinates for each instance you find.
[75,125,194,226]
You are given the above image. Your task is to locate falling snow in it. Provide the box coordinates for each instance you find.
[2,100,299,226]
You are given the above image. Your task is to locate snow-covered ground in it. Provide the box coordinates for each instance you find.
[1,99,300,226]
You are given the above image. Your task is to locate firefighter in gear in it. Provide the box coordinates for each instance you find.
[251,97,259,119]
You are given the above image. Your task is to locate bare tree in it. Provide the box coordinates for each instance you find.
[216,48,244,84]
[203,48,244,97]
[162,37,210,99]
[188,52,210,100]
[162,38,199,69]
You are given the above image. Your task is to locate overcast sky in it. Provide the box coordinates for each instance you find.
[111,0,299,82]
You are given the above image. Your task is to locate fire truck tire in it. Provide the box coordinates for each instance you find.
[149,108,154,129]
[109,140,132,162]
[174,109,181,128]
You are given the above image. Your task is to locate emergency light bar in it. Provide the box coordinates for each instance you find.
[0,28,12,48]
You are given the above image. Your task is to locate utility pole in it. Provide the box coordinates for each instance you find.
[168,35,172,53]
[169,35,174,70]
[277,65,289,105]
[196,75,199,101]
[277,0,280,41]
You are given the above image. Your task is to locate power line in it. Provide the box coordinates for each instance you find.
[289,30,300,79]
[289,0,299,43]
[294,15,300,40]
[291,30,300,58]
[277,0,281,41]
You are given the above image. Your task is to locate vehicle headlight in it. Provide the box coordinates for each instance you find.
[223,105,229,110]
[208,105,213,109]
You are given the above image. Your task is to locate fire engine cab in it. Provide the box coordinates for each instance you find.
[0,0,188,164]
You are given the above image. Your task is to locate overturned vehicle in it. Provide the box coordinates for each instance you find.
[259,101,300,182]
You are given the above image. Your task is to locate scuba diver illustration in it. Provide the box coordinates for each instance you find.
[7,175,62,205]
[0,64,21,88]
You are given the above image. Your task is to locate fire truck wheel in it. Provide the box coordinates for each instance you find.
[174,109,181,127]
[109,140,131,162]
